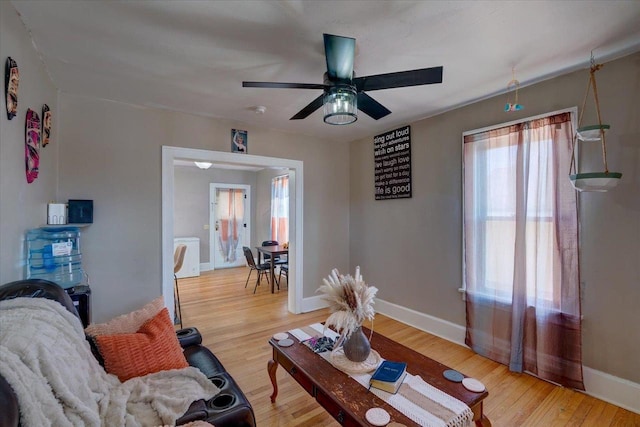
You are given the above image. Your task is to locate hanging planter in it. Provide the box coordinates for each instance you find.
[569,55,622,192]
[576,124,610,142]
[569,172,622,192]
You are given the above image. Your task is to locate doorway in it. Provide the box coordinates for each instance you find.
[211,183,250,269]
[162,146,304,315]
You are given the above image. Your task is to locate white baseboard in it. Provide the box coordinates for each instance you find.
[301,294,328,313]
[201,262,250,272]
[582,366,640,414]
[375,299,468,347]
[303,296,639,414]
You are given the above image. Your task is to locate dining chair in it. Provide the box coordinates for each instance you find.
[173,244,187,328]
[243,246,271,294]
[278,264,288,289]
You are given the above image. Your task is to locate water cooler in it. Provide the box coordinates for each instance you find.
[26,226,91,326]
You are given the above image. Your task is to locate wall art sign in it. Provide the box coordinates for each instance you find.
[5,57,19,120]
[25,108,41,183]
[42,104,52,147]
[374,125,412,200]
[232,129,247,153]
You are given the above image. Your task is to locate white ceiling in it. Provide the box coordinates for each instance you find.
[11,1,640,143]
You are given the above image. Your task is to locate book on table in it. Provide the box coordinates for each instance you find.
[369,360,407,394]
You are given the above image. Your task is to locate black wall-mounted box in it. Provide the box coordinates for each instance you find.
[68,199,93,224]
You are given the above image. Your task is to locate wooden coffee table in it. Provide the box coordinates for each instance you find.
[268,327,491,426]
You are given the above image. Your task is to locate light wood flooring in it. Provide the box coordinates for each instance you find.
[176,267,640,426]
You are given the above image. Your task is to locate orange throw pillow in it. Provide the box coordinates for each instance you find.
[94,308,188,381]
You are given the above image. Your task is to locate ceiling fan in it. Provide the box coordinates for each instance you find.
[242,34,444,125]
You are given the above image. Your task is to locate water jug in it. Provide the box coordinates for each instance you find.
[26,226,84,289]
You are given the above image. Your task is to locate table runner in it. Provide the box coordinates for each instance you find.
[288,324,473,427]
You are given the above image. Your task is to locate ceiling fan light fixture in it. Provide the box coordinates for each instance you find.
[194,161,212,169]
[323,85,357,125]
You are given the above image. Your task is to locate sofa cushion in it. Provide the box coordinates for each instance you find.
[94,308,188,381]
[85,296,163,336]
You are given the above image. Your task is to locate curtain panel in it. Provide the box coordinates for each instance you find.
[270,175,289,243]
[463,112,584,390]
[217,189,244,263]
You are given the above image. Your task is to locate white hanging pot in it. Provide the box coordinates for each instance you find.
[569,172,622,192]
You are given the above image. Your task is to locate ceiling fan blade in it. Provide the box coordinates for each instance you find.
[357,92,391,120]
[243,81,326,90]
[290,94,325,120]
[355,66,443,92]
[324,33,355,81]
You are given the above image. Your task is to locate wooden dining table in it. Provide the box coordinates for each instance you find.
[256,244,288,293]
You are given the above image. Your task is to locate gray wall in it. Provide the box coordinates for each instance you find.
[349,52,640,383]
[56,94,350,323]
[0,2,59,284]
[174,166,257,264]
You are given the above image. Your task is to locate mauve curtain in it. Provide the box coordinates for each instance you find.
[217,189,244,263]
[270,175,289,243]
[464,112,584,390]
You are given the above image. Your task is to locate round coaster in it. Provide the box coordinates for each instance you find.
[443,369,464,382]
[277,338,294,347]
[462,377,485,392]
[273,332,288,341]
[365,407,390,426]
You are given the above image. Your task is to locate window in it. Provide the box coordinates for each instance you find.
[466,132,556,305]
[270,175,289,243]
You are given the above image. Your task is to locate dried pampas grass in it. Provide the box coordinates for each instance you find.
[317,266,378,339]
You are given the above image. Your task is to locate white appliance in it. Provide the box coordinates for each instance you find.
[174,237,200,278]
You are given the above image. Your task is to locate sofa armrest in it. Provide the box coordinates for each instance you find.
[183,345,226,378]
[176,327,256,427]
[177,372,256,427]
[176,327,202,348]
[0,374,19,427]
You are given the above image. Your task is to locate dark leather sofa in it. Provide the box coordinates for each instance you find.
[0,279,255,427]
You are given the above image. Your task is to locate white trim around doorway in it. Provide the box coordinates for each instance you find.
[162,146,304,315]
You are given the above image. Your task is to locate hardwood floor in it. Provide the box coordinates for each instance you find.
[177,268,640,426]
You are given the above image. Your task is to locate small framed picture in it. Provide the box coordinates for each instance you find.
[231,129,247,154]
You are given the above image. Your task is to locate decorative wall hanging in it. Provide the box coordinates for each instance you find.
[5,57,19,120]
[374,125,412,200]
[231,129,247,153]
[504,68,524,112]
[569,54,622,192]
[25,108,41,183]
[42,104,52,147]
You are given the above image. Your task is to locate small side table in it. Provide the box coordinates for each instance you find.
[66,285,91,327]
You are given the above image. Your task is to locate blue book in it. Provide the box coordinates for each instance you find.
[370,360,407,394]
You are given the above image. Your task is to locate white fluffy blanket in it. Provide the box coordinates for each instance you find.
[0,298,220,427]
